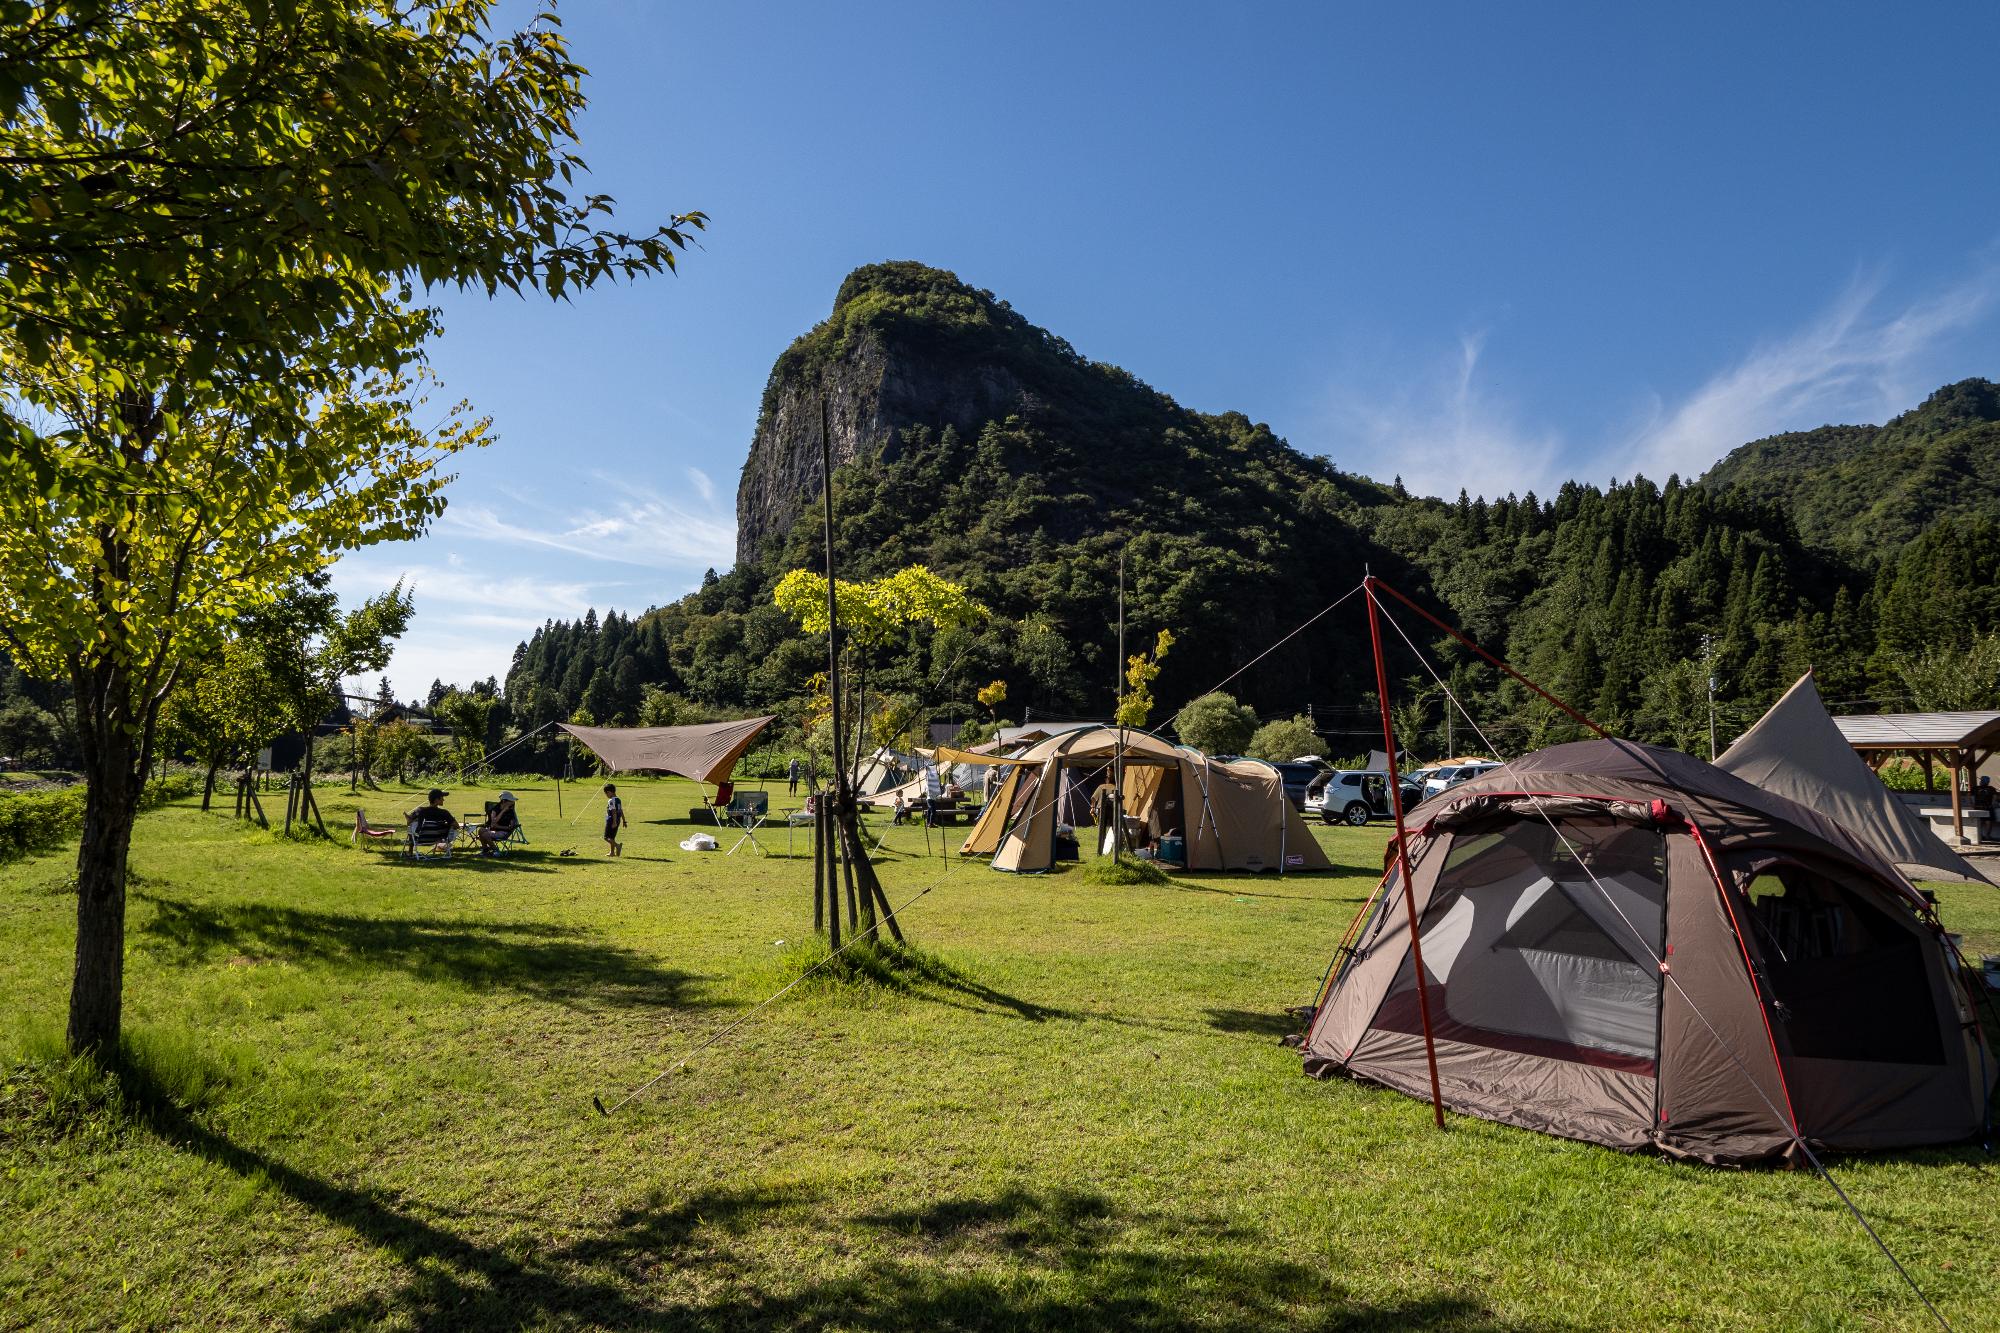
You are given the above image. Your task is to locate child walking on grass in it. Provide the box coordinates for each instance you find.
[603,782,627,857]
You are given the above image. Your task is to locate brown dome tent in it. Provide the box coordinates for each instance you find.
[962,726,1331,874]
[1301,738,1993,1164]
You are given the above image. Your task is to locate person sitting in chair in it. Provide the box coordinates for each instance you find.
[473,791,520,856]
[406,788,459,852]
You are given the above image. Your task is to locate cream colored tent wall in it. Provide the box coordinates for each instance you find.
[992,728,1183,873]
[960,766,1023,855]
[984,727,1330,873]
[991,759,1061,871]
[1203,756,1334,871]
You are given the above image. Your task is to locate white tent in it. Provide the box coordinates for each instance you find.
[1718,674,1990,886]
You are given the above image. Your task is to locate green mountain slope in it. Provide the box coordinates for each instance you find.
[1700,378,2000,555]
[505,262,1908,761]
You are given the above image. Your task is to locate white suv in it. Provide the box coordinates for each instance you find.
[1422,760,1501,799]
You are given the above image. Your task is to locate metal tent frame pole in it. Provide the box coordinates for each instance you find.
[1364,574,1446,1130]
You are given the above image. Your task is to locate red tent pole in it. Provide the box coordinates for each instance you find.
[1364,575,1446,1129]
[1369,576,1609,740]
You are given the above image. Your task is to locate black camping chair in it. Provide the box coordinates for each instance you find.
[404,808,459,860]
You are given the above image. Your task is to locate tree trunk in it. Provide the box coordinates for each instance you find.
[68,732,139,1059]
[201,757,219,813]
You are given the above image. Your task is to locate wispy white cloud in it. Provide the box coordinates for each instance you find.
[1316,260,2000,499]
[326,558,631,695]
[1319,330,1566,500]
[687,466,716,506]
[440,491,736,570]
[1623,266,2000,482]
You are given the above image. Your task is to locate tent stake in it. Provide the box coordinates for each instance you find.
[1364,575,1446,1130]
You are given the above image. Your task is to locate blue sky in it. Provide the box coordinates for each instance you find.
[332,1,2000,697]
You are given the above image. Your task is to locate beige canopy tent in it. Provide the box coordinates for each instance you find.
[1719,675,1991,886]
[962,726,1332,873]
[557,716,775,784]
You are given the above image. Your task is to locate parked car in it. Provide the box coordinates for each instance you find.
[1317,769,1397,825]
[1422,760,1501,799]
[1269,760,1326,812]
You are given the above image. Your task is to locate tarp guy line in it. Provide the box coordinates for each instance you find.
[1368,588,1954,1332]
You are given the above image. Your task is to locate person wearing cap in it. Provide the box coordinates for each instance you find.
[405,788,459,852]
[473,791,521,855]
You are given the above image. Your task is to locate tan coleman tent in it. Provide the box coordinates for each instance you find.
[1301,738,1992,1164]
[961,727,1331,873]
[1719,674,1992,886]
[557,716,774,784]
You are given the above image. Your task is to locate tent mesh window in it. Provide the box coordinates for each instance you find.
[1373,816,1668,1073]
[1744,868,1945,1066]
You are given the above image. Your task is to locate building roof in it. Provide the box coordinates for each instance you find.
[1724,676,1988,885]
[1830,711,2000,751]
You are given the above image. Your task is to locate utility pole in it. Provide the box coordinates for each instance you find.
[1113,547,1127,859]
[1701,633,1718,761]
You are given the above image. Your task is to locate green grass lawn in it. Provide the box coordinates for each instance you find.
[3,776,1997,1331]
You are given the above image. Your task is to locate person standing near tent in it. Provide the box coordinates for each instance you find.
[920,759,943,825]
[603,782,627,857]
[787,756,802,796]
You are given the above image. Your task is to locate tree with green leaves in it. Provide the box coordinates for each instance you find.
[0,0,702,1057]
[1173,692,1258,756]
[773,564,986,787]
[434,689,500,774]
[1115,630,1173,729]
[158,638,287,810]
[1247,714,1319,763]
[249,573,414,802]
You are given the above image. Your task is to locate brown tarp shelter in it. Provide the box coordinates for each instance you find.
[557,716,775,784]
[1301,738,1992,1164]
[1720,674,1991,886]
[966,727,1332,873]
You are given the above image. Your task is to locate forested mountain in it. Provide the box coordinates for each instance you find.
[1700,378,2000,554]
[511,262,1422,747]
[491,264,2000,763]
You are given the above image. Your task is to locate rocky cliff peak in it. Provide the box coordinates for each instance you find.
[734,262,1064,569]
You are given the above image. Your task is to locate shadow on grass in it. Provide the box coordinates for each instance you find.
[134,894,726,1012]
[1204,1007,1302,1040]
[779,936,1075,1024]
[1162,879,1332,903]
[116,1081,1556,1333]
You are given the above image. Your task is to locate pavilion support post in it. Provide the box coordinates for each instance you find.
[1950,749,1966,843]
[1364,576,1446,1131]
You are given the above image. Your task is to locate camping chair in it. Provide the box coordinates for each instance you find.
[706,788,769,828]
[723,803,769,857]
[351,810,399,848]
[467,800,528,855]
[404,810,458,861]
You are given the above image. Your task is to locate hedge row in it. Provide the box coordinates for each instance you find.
[0,773,199,862]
